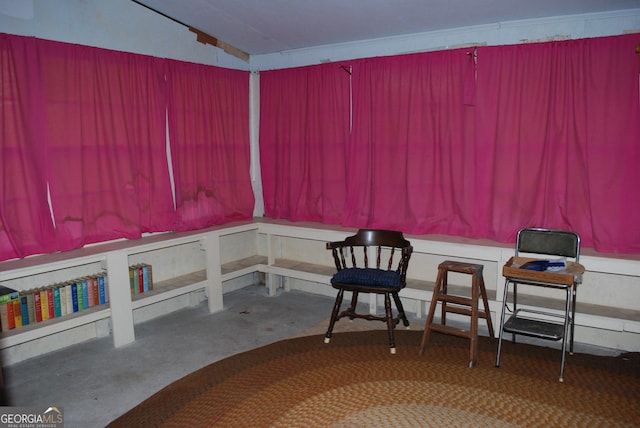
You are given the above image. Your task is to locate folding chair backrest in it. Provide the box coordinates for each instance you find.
[516,228,580,261]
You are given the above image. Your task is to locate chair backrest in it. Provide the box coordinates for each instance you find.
[516,228,580,261]
[327,229,413,279]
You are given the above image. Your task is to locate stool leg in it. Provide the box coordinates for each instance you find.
[479,275,494,337]
[440,269,448,326]
[419,268,445,355]
[468,272,480,368]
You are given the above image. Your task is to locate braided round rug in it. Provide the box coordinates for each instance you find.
[108,330,639,427]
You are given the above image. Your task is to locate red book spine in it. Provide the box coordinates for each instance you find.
[34,292,42,322]
[6,301,15,329]
[138,267,144,294]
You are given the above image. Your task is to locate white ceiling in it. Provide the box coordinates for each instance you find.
[132,0,639,55]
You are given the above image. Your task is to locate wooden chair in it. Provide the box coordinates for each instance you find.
[325,229,413,354]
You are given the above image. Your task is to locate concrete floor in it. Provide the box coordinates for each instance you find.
[1,285,341,427]
[0,284,619,428]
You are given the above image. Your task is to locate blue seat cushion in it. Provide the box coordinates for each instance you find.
[331,268,401,288]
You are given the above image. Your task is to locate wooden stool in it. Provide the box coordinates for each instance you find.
[419,260,494,367]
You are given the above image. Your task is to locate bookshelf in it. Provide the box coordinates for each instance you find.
[1,219,639,364]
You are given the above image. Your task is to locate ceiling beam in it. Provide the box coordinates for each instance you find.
[131,0,249,62]
[189,27,250,62]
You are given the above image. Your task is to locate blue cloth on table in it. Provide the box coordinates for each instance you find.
[331,268,401,288]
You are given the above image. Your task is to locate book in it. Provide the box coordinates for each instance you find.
[98,275,106,305]
[40,289,49,321]
[26,292,35,324]
[142,264,153,293]
[34,291,42,322]
[20,294,29,326]
[129,266,136,297]
[138,266,144,294]
[0,285,19,305]
[71,283,79,313]
[53,286,62,318]
[81,279,88,310]
[0,303,10,331]
[65,283,73,313]
[47,287,55,319]
[6,300,15,329]
[91,276,99,307]
[13,300,22,328]
[60,285,67,316]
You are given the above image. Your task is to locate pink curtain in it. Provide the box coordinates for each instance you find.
[167,60,254,230]
[260,35,640,253]
[41,39,176,251]
[260,63,351,223]
[0,34,58,260]
[345,50,478,235]
[475,34,640,252]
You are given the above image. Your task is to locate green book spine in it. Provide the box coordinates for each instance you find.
[53,286,62,318]
[76,281,84,312]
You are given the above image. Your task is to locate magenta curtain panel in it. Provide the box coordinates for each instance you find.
[0,34,58,260]
[40,39,176,251]
[474,34,640,252]
[345,49,478,235]
[259,34,640,253]
[260,64,351,223]
[167,60,254,230]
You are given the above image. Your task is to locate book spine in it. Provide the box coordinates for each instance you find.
[71,283,79,313]
[66,283,73,313]
[81,279,88,310]
[138,266,144,294]
[91,276,99,307]
[0,291,19,305]
[142,264,150,293]
[98,275,106,305]
[53,286,62,318]
[129,266,136,297]
[46,287,55,319]
[87,277,95,308]
[147,265,153,291]
[20,294,29,326]
[13,299,22,328]
[34,291,42,322]
[40,289,49,321]
[60,284,67,316]
[26,292,35,324]
[0,303,9,331]
[6,301,15,329]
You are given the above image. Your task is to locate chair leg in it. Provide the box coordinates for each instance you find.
[325,289,344,344]
[569,284,577,355]
[392,292,410,328]
[348,291,359,320]
[384,293,397,354]
[495,279,511,368]
[559,287,572,382]
[419,269,445,356]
